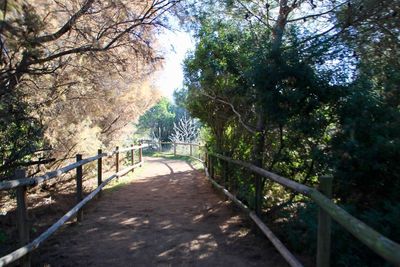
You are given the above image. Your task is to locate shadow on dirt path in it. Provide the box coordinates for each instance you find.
[36,157,287,267]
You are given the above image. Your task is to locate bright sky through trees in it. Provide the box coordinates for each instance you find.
[155,28,194,101]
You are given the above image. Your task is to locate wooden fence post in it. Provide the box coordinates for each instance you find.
[210,156,214,179]
[208,155,212,177]
[131,144,135,168]
[15,169,30,267]
[199,143,201,160]
[139,143,143,163]
[190,144,193,156]
[255,175,262,216]
[222,159,227,188]
[209,154,212,174]
[317,175,334,267]
[76,154,83,222]
[115,146,119,173]
[173,142,177,156]
[97,149,102,197]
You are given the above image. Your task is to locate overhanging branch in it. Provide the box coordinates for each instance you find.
[201,91,257,134]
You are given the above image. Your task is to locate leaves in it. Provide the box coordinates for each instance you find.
[181,1,400,265]
[0,0,177,176]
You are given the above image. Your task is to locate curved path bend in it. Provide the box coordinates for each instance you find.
[37,157,287,267]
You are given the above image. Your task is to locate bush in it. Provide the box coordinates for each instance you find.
[275,201,400,266]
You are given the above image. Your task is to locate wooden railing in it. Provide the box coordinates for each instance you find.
[141,140,204,161]
[5,141,398,267]
[203,151,400,267]
[0,143,147,267]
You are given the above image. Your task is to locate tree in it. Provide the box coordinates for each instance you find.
[0,0,180,176]
[136,97,175,141]
[184,17,341,186]
[170,114,199,143]
[329,0,400,204]
[181,1,400,265]
[0,0,181,95]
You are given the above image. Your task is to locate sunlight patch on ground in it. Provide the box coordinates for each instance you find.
[121,217,138,225]
[86,227,98,233]
[129,240,146,251]
[192,214,204,222]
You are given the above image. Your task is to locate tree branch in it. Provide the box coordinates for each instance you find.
[201,91,257,134]
[32,0,96,44]
[287,1,348,23]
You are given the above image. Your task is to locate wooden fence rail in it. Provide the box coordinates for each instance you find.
[0,144,149,191]
[203,165,303,267]
[145,140,204,162]
[107,141,400,266]
[5,141,398,266]
[204,151,400,267]
[0,143,147,267]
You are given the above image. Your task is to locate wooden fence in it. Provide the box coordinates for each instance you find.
[2,141,399,267]
[140,140,204,161]
[163,142,400,266]
[0,143,147,267]
[201,151,400,267]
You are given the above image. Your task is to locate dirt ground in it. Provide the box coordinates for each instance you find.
[35,157,287,267]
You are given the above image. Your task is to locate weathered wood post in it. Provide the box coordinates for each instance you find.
[159,140,162,152]
[223,160,228,189]
[207,153,211,174]
[115,146,119,173]
[205,151,208,170]
[76,154,83,222]
[131,144,135,168]
[139,142,143,163]
[15,169,30,267]
[232,165,237,194]
[255,175,262,216]
[210,155,215,179]
[190,144,193,156]
[199,143,201,160]
[97,149,102,197]
[317,175,334,267]
[173,142,177,156]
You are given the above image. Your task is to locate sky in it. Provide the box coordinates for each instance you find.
[155,27,195,101]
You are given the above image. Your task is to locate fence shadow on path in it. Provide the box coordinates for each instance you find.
[35,158,288,267]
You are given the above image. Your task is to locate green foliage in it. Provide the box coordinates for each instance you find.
[136,97,176,141]
[182,2,400,265]
[278,200,400,266]
[184,18,341,186]
[0,93,43,178]
[331,75,400,204]
[277,202,318,253]
[136,96,200,143]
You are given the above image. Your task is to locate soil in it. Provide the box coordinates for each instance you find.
[33,157,288,267]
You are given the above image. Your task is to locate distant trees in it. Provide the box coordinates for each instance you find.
[0,1,180,176]
[136,97,175,141]
[170,114,199,143]
[136,96,199,143]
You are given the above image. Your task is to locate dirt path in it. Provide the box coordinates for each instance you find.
[37,157,287,267]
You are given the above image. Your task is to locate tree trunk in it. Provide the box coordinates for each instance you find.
[251,109,266,215]
[250,0,292,215]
